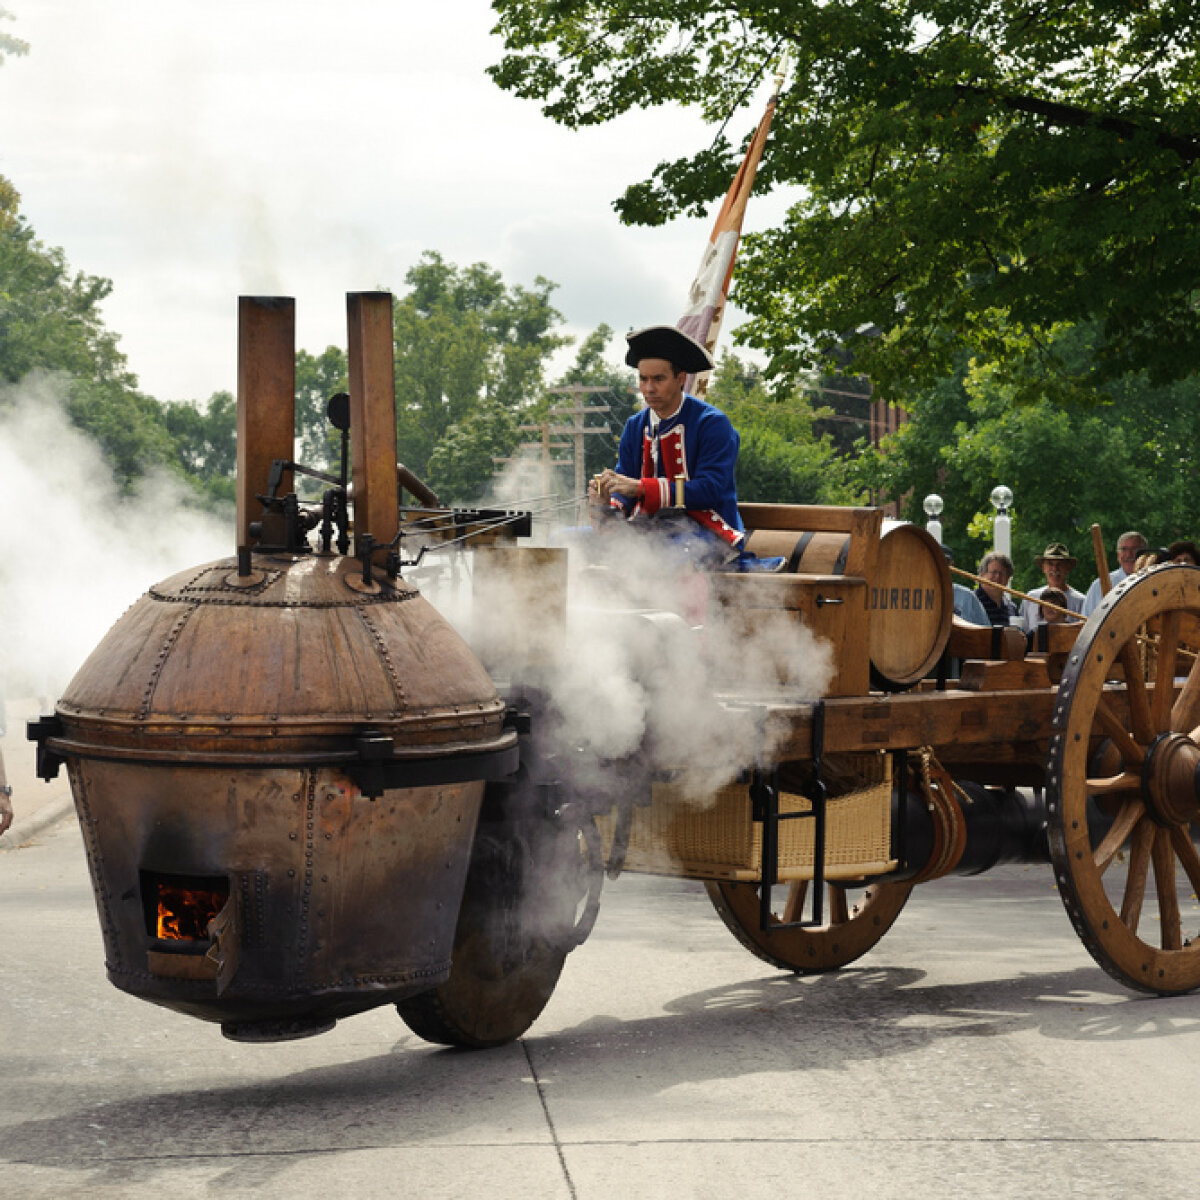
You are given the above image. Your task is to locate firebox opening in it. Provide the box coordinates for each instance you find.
[142,871,230,942]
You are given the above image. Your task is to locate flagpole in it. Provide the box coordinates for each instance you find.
[676,76,781,396]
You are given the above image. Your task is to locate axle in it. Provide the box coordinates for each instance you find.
[887,778,1051,882]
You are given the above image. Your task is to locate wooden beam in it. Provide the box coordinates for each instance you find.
[758,687,1059,761]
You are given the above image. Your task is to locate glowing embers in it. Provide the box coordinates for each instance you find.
[143,871,230,942]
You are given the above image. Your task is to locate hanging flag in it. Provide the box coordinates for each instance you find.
[677,86,779,396]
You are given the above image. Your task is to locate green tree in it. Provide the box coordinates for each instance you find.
[857,326,1200,591]
[0,6,29,64]
[393,251,568,486]
[160,390,238,505]
[426,399,520,504]
[707,356,863,505]
[0,174,19,230]
[294,346,348,477]
[0,211,184,490]
[491,2,1200,401]
[0,217,132,388]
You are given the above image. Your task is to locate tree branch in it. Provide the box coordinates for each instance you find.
[954,84,1200,162]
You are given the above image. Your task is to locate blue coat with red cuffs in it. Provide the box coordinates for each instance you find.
[610,394,744,547]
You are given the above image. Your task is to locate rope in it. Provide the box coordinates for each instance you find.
[949,564,1081,623]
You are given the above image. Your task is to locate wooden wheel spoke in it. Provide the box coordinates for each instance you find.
[1153,611,1182,731]
[1168,825,1200,899]
[1093,798,1147,874]
[1118,641,1157,744]
[1119,818,1155,932]
[1152,828,1183,951]
[1094,696,1146,766]
[1170,654,1200,734]
[1084,770,1141,797]
[782,881,808,924]
[707,879,913,974]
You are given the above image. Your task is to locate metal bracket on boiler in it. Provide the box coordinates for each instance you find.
[753,700,829,932]
[348,730,520,799]
[26,714,65,781]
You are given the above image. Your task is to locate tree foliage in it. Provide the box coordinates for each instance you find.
[490,1,1200,401]
[294,346,349,478]
[856,324,1200,591]
[0,5,28,64]
[160,390,238,505]
[0,204,191,490]
[707,356,863,505]
[393,251,568,489]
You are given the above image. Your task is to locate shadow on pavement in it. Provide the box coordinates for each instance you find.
[6,959,1198,1189]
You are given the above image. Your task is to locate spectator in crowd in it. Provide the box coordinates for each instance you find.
[1021,542,1085,633]
[1131,541,1199,572]
[1040,588,1083,625]
[954,583,989,625]
[0,748,10,838]
[975,552,1019,626]
[944,546,988,624]
[1083,530,1149,615]
[1166,539,1200,565]
[1026,587,1085,652]
[0,666,10,835]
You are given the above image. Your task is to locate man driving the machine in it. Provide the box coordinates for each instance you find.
[589,325,744,563]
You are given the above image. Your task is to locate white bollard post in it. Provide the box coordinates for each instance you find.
[923,493,943,545]
[990,485,1013,558]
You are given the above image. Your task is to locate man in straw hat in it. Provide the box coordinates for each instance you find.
[1020,541,1086,633]
[588,324,744,560]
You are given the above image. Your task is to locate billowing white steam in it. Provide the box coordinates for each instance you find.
[447,526,834,802]
[0,365,829,799]
[0,373,229,704]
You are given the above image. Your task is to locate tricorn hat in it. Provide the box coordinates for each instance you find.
[1036,541,1077,568]
[624,325,714,374]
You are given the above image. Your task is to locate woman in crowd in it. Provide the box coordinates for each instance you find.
[974,552,1020,626]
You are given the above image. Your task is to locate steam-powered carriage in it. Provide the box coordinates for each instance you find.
[29,293,1200,1046]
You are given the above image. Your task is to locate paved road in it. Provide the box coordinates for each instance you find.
[3,814,1200,1199]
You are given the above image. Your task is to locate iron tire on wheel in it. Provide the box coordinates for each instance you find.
[1047,564,1200,995]
[396,826,569,1048]
[705,877,913,973]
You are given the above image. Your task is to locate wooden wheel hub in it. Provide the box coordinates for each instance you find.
[1143,732,1200,827]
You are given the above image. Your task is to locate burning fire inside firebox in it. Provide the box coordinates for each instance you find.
[146,873,229,941]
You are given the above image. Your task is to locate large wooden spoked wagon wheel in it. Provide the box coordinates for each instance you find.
[1047,564,1200,994]
[705,877,913,972]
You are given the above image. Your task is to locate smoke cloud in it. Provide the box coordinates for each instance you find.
[0,373,229,704]
[448,526,834,804]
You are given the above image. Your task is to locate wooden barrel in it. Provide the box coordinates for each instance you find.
[868,522,953,689]
[743,529,852,573]
[744,521,952,690]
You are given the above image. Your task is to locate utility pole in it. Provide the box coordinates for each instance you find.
[542,384,613,523]
[496,386,617,528]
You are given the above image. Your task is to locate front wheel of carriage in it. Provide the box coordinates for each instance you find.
[1047,564,1200,995]
[396,810,603,1048]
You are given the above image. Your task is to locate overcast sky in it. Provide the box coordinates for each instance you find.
[0,1,786,404]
